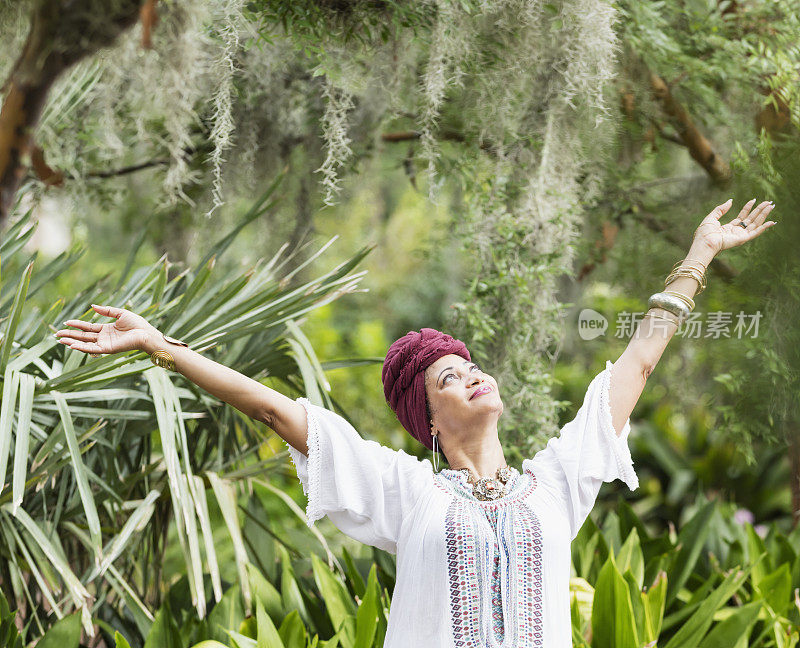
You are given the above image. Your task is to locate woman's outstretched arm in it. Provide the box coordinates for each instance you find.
[608,199,777,436]
[56,304,311,455]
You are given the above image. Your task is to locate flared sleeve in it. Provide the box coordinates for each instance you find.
[284,397,433,554]
[522,360,639,542]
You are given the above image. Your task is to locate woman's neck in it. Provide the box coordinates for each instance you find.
[445,441,507,480]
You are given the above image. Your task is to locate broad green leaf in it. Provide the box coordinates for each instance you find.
[144,602,183,648]
[114,631,133,648]
[278,545,311,627]
[277,610,308,648]
[754,563,791,616]
[622,569,646,645]
[208,584,245,644]
[311,552,357,646]
[354,565,380,648]
[36,612,81,648]
[642,570,667,642]
[12,373,36,509]
[247,562,284,621]
[341,546,366,599]
[745,523,770,586]
[662,564,755,648]
[667,500,715,605]
[226,629,257,648]
[257,598,286,648]
[590,553,638,648]
[616,527,644,591]
[697,601,762,648]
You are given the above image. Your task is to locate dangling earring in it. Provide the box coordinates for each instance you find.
[430,420,439,472]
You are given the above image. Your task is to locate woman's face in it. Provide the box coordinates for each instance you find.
[424,354,503,435]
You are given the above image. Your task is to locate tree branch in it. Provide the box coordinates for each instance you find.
[649,71,732,186]
[0,0,142,228]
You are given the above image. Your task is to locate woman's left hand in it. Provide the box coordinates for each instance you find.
[693,198,777,255]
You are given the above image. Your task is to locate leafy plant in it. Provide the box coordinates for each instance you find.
[0,176,373,643]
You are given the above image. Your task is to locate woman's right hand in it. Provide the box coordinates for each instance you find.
[55,304,159,356]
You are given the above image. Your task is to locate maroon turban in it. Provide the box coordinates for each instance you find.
[381,328,471,451]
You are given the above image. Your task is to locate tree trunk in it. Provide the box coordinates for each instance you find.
[0,0,142,227]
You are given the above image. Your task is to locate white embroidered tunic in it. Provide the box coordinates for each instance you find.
[286,360,639,648]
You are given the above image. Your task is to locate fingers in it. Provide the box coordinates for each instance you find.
[747,201,774,228]
[92,304,122,318]
[733,200,769,226]
[733,198,756,223]
[709,198,733,220]
[61,320,103,332]
[55,329,97,342]
[57,337,103,354]
[746,219,777,239]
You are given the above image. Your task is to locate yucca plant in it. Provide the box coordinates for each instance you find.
[0,174,373,643]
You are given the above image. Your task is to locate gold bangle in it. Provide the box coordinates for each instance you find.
[663,290,695,310]
[667,264,707,280]
[643,311,680,325]
[150,350,176,371]
[665,269,706,294]
[672,258,708,272]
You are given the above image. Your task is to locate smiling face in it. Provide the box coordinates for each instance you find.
[423,354,504,443]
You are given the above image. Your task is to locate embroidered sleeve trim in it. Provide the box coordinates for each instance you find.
[600,360,639,491]
[284,396,325,528]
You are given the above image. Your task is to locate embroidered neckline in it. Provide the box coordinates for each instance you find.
[435,466,537,505]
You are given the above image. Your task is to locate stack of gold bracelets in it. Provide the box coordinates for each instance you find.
[150,332,188,371]
[644,257,707,326]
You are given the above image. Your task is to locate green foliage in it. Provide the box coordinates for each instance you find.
[0,183,372,643]
[572,496,800,647]
[26,492,786,647]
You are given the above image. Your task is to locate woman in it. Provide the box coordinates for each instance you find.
[56,199,776,647]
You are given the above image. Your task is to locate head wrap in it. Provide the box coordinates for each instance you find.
[381,328,471,451]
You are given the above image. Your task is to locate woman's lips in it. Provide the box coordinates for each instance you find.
[470,386,492,400]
